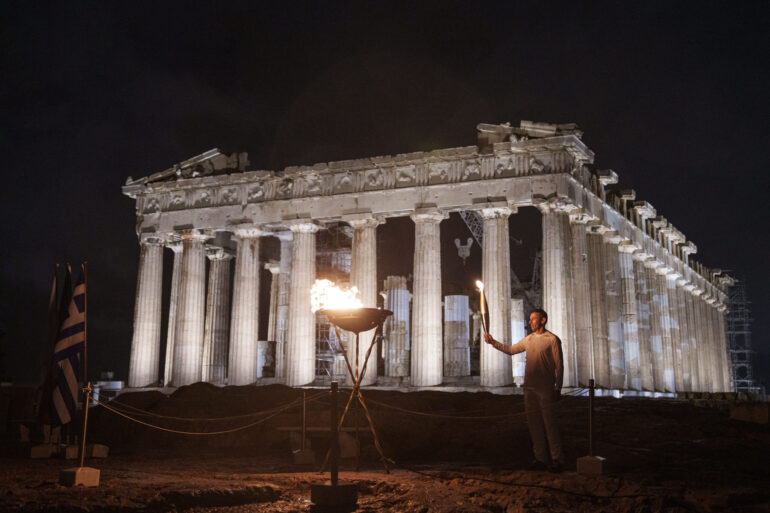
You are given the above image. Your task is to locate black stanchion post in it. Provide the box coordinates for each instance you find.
[311,379,357,506]
[577,377,605,475]
[589,378,594,457]
[330,381,339,486]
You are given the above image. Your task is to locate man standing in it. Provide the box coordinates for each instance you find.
[484,308,565,472]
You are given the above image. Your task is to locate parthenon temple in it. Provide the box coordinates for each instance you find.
[123,121,734,394]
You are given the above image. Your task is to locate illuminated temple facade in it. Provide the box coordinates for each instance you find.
[122,121,734,394]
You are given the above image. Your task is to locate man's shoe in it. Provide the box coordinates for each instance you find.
[548,461,564,474]
[527,460,549,471]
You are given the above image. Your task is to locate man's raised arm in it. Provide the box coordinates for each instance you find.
[484,333,525,355]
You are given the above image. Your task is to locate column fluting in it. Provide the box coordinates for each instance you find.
[128,235,165,388]
[274,232,293,382]
[171,230,209,386]
[540,202,576,388]
[163,242,182,386]
[347,216,382,386]
[618,243,641,391]
[285,222,319,386]
[410,208,446,387]
[570,213,594,387]
[587,228,611,388]
[604,233,626,389]
[201,248,232,385]
[382,276,410,377]
[480,206,513,387]
[228,227,262,385]
[634,256,655,392]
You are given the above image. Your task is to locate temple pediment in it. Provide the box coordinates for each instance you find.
[125,149,250,186]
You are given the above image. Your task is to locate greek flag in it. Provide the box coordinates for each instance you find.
[50,267,85,425]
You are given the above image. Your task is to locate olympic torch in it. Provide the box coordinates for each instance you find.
[475,280,489,336]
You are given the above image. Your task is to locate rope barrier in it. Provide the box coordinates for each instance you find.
[94,391,328,435]
[105,392,327,421]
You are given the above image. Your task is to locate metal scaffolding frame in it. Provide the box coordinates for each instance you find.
[726,277,763,395]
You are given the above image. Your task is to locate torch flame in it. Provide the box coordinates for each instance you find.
[475,280,484,291]
[311,279,363,313]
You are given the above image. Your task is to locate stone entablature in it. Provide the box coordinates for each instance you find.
[122,130,726,300]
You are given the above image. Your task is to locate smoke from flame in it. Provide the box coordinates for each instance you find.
[311,279,363,313]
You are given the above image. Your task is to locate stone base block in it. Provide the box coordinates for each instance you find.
[30,444,55,459]
[730,403,769,424]
[576,455,606,475]
[60,445,79,459]
[310,481,357,507]
[59,466,100,487]
[87,444,110,458]
[292,449,316,465]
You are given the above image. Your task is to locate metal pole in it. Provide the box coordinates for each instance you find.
[78,261,89,468]
[588,378,594,457]
[302,390,306,452]
[330,381,339,486]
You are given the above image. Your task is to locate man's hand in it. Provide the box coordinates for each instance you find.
[484,333,495,345]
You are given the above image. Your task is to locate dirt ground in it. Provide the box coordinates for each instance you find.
[1,383,768,512]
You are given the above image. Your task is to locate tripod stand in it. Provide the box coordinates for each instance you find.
[320,308,393,473]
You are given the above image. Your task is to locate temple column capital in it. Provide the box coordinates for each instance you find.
[231,224,265,239]
[139,233,166,246]
[206,247,234,261]
[178,228,212,242]
[534,195,578,215]
[410,206,448,224]
[568,208,597,224]
[264,260,280,274]
[343,213,385,230]
[287,219,321,234]
[617,241,640,254]
[603,229,623,245]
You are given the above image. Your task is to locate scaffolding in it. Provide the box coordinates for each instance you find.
[726,277,763,395]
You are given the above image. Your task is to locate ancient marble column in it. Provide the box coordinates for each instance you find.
[274,231,293,382]
[444,295,470,377]
[347,215,382,386]
[540,202,576,388]
[285,222,319,387]
[383,276,410,377]
[604,232,626,389]
[655,268,676,393]
[570,213,594,387]
[646,263,665,392]
[228,227,262,385]
[634,255,655,392]
[666,273,684,391]
[201,248,232,384]
[510,297,526,385]
[163,241,182,386]
[703,293,719,393]
[692,287,710,392]
[480,206,513,387]
[675,275,692,391]
[410,208,446,387]
[684,284,702,391]
[128,235,165,388]
[265,261,280,344]
[618,243,641,391]
[717,305,733,392]
[587,227,611,388]
[171,230,209,386]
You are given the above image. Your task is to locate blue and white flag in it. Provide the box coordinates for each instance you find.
[50,267,85,425]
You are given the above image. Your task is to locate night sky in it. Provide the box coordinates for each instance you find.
[2,2,768,387]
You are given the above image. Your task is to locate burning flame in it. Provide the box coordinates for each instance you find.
[475,280,484,291]
[311,279,363,313]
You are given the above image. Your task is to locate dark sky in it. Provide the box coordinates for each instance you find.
[1,1,768,386]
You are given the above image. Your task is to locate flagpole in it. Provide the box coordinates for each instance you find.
[78,261,89,468]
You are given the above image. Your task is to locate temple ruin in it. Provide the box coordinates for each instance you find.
[122,121,734,394]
